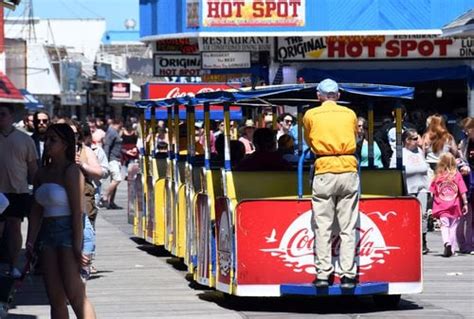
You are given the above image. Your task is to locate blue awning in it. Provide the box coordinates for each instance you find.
[136,82,414,112]
[20,89,44,110]
[298,66,473,87]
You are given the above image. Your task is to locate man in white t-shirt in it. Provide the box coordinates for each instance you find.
[0,104,38,278]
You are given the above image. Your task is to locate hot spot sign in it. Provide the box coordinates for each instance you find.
[277,35,472,60]
[203,0,305,27]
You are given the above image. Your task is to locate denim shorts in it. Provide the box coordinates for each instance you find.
[39,216,74,249]
[82,214,96,255]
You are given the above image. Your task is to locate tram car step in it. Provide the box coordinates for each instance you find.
[280,282,389,296]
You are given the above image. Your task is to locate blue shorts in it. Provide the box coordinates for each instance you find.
[39,216,74,249]
[82,214,96,255]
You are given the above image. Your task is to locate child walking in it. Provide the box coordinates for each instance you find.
[430,153,469,257]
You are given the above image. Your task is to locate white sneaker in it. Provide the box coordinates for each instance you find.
[9,267,22,279]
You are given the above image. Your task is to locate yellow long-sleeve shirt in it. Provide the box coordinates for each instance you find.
[303,100,358,174]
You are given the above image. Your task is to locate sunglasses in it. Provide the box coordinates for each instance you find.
[36,119,49,124]
[284,119,293,124]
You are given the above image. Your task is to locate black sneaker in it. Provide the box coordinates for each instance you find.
[422,244,430,255]
[98,198,108,208]
[108,203,123,210]
[312,278,329,289]
[340,276,357,289]
[443,243,452,257]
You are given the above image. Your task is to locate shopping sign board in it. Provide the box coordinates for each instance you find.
[203,0,305,27]
[199,37,272,52]
[143,82,230,99]
[153,54,201,77]
[215,197,421,286]
[60,60,82,93]
[276,35,474,61]
[186,0,199,28]
[155,38,199,54]
[111,80,132,100]
[202,52,251,69]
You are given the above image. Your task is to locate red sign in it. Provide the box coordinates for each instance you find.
[0,6,4,53]
[232,198,421,285]
[203,0,305,27]
[156,38,199,54]
[277,35,472,61]
[143,82,230,99]
[111,81,132,100]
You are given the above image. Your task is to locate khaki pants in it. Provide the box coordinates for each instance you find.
[312,172,359,280]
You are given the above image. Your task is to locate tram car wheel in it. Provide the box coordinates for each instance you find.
[372,294,401,309]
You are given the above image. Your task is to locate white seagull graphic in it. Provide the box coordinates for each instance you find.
[265,229,278,243]
[367,211,397,222]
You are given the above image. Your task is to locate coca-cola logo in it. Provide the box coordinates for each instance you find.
[261,210,399,275]
[165,87,222,99]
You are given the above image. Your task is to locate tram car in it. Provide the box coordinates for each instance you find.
[129,83,421,307]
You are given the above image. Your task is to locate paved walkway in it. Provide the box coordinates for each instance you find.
[5,184,474,318]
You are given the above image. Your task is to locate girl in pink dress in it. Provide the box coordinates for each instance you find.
[430,153,469,257]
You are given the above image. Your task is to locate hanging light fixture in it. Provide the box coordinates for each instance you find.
[436,87,443,98]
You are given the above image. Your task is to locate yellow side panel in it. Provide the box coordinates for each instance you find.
[177,184,187,258]
[360,169,405,196]
[154,178,166,246]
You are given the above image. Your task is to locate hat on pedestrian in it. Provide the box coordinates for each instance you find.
[317,78,339,95]
[244,119,256,128]
[195,121,204,129]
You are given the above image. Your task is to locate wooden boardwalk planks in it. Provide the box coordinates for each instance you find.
[6,185,474,318]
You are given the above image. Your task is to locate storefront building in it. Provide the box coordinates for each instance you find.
[139,0,474,116]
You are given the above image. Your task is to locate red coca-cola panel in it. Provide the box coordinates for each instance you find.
[143,83,230,99]
[235,198,421,285]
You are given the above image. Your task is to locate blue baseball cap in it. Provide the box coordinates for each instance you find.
[317,78,339,95]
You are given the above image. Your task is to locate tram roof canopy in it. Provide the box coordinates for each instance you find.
[144,105,243,120]
[136,83,414,110]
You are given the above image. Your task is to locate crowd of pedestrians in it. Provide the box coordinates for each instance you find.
[0,90,473,314]
[0,107,140,318]
[144,98,473,258]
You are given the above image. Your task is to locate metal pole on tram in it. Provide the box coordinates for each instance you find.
[203,102,211,170]
[367,101,375,168]
[272,105,277,129]
[297,104,303,157]
[394,101,403,169]
[223,102,232,171]
[172,102,180,255]
[165,106,174,250]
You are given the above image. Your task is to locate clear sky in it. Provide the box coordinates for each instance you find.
[5,0,139,31]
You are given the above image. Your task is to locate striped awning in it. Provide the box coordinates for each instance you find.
[0,72,24,103]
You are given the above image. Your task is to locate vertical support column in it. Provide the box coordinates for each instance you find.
[394,102,403,170]
[174,103,180,158]
[367,102,374,168]
[468,64,474,117]
[223,103,231,171]
[167,107,174,161]
[203,102,211,170]
[297,105,303,157]
[272,106,277,129]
